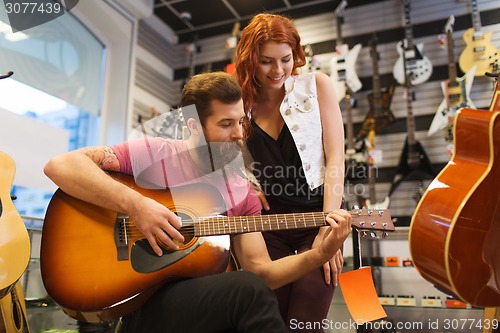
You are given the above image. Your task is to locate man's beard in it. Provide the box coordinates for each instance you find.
[194,140,248,175]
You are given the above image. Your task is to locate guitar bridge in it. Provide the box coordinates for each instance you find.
[114,213,129,261]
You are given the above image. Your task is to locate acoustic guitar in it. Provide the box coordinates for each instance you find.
[409,107,500,307]
[40,172,394,323]
[458,0,500,77]
[0,282,30,333]
[0,151,31,333]
[392,0,432,86]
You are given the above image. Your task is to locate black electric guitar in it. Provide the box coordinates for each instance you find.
[344,85,367,181]
[388,45,436,197]
[393,0,432,86]
[41,172,394,323]
[459,0,500,77]
[358,34,396,140]
[329,0,362,101]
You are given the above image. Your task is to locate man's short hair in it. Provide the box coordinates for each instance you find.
[181,71,242,126]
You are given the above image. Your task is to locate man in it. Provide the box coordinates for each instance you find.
[44,71,351,332]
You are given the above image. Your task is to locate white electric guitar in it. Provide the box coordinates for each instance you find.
[428,15,476,137]
[393,0,432,86]
[329,0,362,101]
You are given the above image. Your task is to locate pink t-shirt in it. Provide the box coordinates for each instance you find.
[111,137,262,217]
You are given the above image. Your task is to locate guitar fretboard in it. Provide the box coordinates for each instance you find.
[191,209,393,236]
[471,0,482,34]
[194,212,329,236]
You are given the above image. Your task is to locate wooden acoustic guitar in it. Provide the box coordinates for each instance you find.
[409,108,500,307]
[409,106,500,307]
[40,172,394,323]
[428,15,476,138]
[329,0,362,101]
[0,151,31,333]
[458,0,500,77]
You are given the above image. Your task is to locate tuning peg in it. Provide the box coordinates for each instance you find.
[371,222,377,228]
[359,221,366,228]
[381,232,388,239]
[369,231,377,238]
[382,223,388,229]
[368,209,373,216]
[378,210,385,216]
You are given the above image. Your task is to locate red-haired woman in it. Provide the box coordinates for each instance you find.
[234,13,346,332]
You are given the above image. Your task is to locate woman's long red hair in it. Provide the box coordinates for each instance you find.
[235,13,306,115]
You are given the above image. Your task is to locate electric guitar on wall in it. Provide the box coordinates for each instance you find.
[41,172,394,323]
[428,15,476,138]
[357,128,390,210]
[388,47,436,197]
[409,106,500,307]
[344,85,368,181]
[458,0,500,77]
[357,34,396,140]
[329,0,362,101]
[0,151,31,333]
[393,0,432,86]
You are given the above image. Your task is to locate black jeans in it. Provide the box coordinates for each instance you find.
[122,270,287,333]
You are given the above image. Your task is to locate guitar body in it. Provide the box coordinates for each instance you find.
[0,282,30,333]
[41,175,232,323]
[388,138,436,197]
[410,108,500,306]
[428,66,476,136]
[330,43,362,101]
[459,28,500,76]
[359,85,396,139]
[0,152,30,298]
[393,42,433,86]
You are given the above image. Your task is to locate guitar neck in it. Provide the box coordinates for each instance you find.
[405,85,416,146]
[446,31,457,82]
[471,0,482,33]
[191,209,393,236]
[403,0,415,50]
[345,92,355,149]
[370,37,383,110]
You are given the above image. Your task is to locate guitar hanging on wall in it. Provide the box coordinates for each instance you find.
[428,15,476,138]
[344,85,368,181]
[329,0,362,101]
[388,32,436,198]
[458,0,500,77]
[409,75,500,306]
[392,0,432,86]
[357,34,396,140]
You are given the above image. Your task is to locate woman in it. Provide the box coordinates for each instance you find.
[234,13,346,331]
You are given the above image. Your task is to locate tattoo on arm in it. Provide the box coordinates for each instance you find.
[85,147,121,171]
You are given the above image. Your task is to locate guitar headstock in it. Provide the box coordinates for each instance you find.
[444,15,455,33]
[350,208,395,238]
[334,0,348,18]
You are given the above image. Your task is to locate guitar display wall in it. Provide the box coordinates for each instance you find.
[133,0,500,225]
